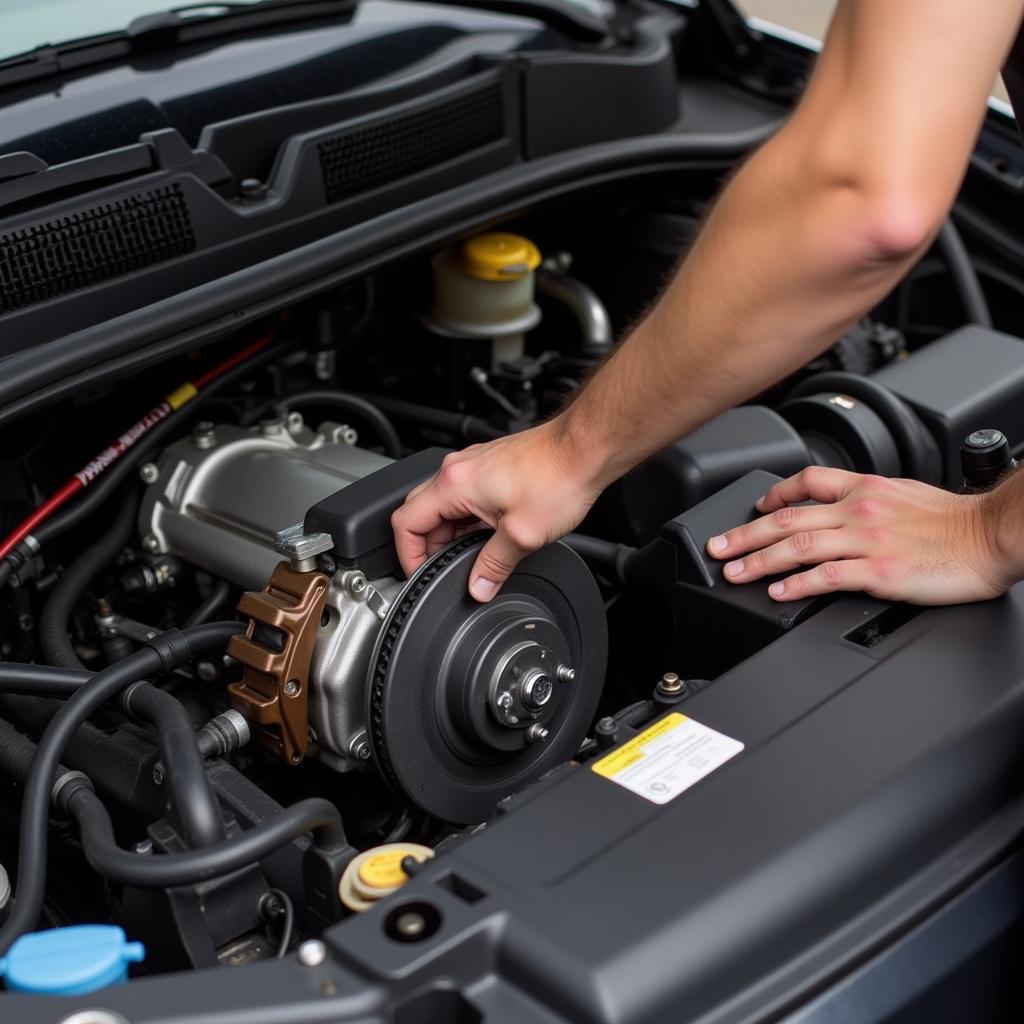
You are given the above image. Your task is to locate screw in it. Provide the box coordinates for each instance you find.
[348,573,367,595]
[152,763,165,785]
[341,426,358,446]
[496,691,513,711]
[557,665,575,684]
[394,912,426,938]
[192,421,216,450]
[283,680,300,697]
[239,177,268,201]
[297,939,327,967]
[286,411,304,433]
[139,462,159,484]
[526,723,549,744]
[142,535,161,554]
[133,839,153,856]
[658,672,684,696]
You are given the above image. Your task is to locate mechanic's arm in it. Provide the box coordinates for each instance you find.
[706,464,1024,604]
[393,0,1024,601]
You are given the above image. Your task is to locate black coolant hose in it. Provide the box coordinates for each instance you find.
[183,578,234,628]
[0,621,240,955]
[63,786,345,889]
[0,667,224,849]
[282,390,403,458]
[38,490,140,670]
[0,716,345,892]
[360,394,506,443]
[564,533,637,585]
[785,371,937,483]
[937,220,992,329]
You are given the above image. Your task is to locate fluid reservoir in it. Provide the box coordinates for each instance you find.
[428,232,542,369]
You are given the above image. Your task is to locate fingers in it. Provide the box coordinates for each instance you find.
[719,527,861,583]
[391,485,463,577]
[469,520,536,602]
[765,558,876,601]
[755,466,862,513]
[707,503,844,561]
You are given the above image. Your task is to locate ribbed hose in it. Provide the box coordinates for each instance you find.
[0,621,241,955]
[38,490,139,670]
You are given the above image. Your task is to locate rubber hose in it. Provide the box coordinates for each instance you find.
[0,662,225,846]
[66,787,346,888]
[123,683,225,847]
[784,371,936,483]
[564,533,637,585]
[38,490,140,670]
[937,220,992,329]
[184,579,234,628]
[359,394,505,443]
[282,390,403,458]
[0,621,240,954]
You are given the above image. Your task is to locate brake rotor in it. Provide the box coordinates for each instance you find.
[366,533,607,823]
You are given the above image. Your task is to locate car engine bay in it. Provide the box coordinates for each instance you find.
[1,1,1024,1017]
[2,183,1024,982]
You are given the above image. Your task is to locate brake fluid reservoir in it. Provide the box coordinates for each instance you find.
[428,232,542,368]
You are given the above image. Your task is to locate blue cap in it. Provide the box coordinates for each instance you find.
[0,925,145,995]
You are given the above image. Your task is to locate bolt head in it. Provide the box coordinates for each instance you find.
[142,535,161,554]
[557,665,576,684]
[658,672,684,695]
[496,691,513,710]
[527,723,549,744]
[297,939,327,967]
[394,912,426,938]
[152,763,165,785]
[283,680,300,697]
[139,462,159,484]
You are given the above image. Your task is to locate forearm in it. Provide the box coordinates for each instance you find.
[983,465,1024,581]
[554,127,930,488]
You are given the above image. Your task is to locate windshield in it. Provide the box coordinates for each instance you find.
[0,0,269,64]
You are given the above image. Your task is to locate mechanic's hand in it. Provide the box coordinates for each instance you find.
[392,422,602,601]
[705,466,1014,605]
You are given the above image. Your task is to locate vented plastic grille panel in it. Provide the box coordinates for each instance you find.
[0,183,195,314]
[318,83,505,203]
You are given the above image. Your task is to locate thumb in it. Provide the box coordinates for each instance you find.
[469,526,529,602]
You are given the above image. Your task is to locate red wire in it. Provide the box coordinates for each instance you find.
[0,334,274,563]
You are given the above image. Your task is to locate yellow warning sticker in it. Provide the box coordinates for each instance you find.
[592,712,744,804]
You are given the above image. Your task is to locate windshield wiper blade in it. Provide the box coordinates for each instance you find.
[0,0,355,90]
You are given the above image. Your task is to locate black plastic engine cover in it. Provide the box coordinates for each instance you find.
[304,447,446,577]
[627,468,829,668]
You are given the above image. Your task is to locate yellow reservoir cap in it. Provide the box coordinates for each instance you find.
[357,847,426,890]
[459,233,541,281]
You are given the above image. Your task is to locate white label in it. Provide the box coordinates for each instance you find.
[592,712,744,804]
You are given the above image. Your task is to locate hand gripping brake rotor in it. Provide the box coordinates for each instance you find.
[366,533,607,824]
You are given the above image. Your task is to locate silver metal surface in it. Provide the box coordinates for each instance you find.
[536,267,613,353]
[139,419,392,591]
[274,525,335,572]
[657,671,684,696]
[58,1012,131,1024]
[526,723,549,743]
[139,462,159,484]
[297,939,327,967]
[310,571,403,771]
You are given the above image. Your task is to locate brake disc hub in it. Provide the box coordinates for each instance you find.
[367,533,607,823]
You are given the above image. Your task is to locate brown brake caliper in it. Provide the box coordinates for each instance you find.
[227,563,330,764]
